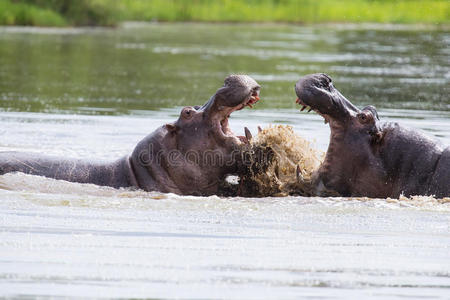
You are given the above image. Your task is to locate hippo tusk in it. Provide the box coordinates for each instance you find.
[296,165,303,181]
[244,127,252,141]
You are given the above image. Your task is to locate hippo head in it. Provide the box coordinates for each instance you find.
[131,75,260,196]
[170,75,261,150]
[295,73,382,141]
[295,73,383,196]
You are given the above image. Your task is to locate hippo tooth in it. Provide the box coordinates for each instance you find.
[301,105,307,111]
[296,165,303,180]
[244,127,252,141]
[258,126,263,133]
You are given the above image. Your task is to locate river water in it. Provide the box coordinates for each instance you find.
[0,23,449,299]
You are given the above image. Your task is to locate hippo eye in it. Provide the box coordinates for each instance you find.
[357,112,370,124]
[182,108,194,119]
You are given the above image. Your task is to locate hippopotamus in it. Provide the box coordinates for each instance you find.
[0,75,261,196]
[295,73,449,198]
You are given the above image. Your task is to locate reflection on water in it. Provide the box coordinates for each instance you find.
[0,23,448,114]
[0,23,449,299]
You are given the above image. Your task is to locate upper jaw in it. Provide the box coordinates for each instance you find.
[201,75,261,113]
[295,73,359,123]
[242,87,261,109]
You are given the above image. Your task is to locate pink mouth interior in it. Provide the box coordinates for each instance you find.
[219,93,261,144]
[296,97,330,124]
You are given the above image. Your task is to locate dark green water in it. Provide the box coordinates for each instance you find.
[0,23,448,115]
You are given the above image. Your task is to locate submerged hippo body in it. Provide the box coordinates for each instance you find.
[295,73,449,198]
[0,75,261,196]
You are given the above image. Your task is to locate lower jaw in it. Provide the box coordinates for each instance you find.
[217,114,253,145]
[218,118,240,143]
[221,125,250,145]
[216,131,246,148]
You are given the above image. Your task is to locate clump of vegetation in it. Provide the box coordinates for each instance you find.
[0,0,449,27]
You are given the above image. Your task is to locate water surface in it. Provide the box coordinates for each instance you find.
[0,23,449,299]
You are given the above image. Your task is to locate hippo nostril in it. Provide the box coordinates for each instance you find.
[318,74,332,89]
[321,73,332,81]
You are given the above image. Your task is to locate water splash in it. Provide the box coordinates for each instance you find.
[238,125,323,197]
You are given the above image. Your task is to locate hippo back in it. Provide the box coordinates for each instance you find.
[0,151,134,188]
[379,123,449,198]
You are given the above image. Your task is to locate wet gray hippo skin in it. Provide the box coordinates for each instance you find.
[295,73,449,198]
[0,75,261,196]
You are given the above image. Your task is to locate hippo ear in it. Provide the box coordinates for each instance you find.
[363,105,379,120]
[165,124,178,134]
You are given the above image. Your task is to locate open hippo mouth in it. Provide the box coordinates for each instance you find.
[202,75,261,145]
[219,89,260,143]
